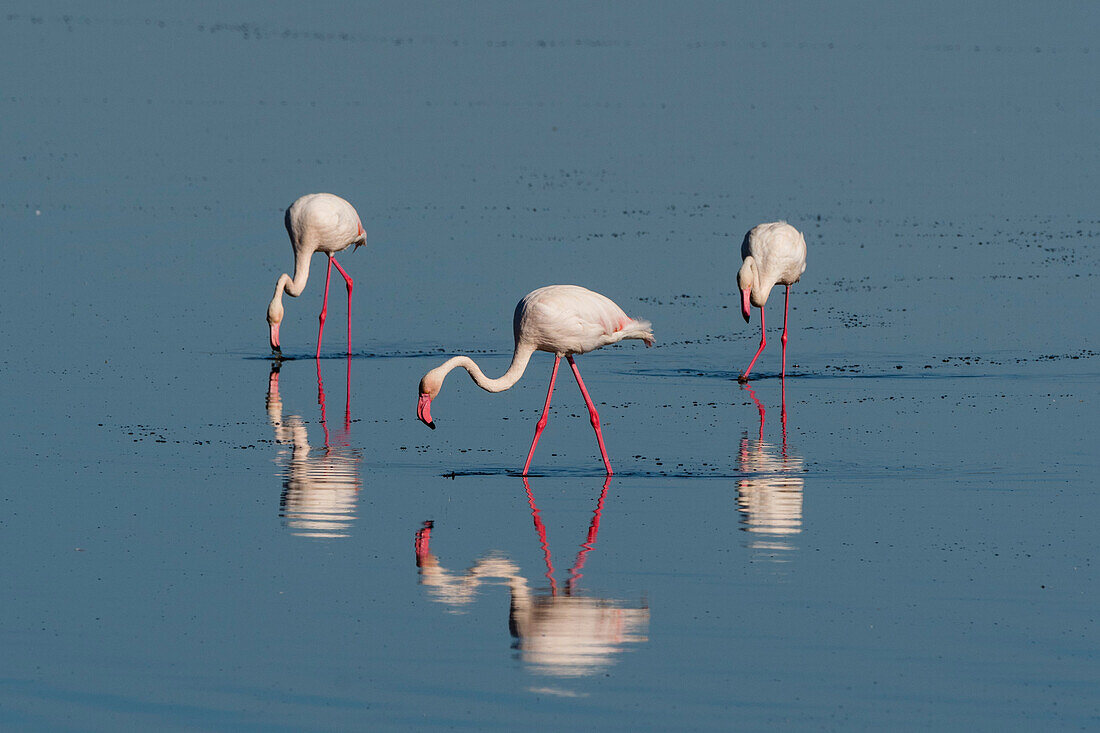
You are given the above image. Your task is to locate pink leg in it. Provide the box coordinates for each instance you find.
[745,383,765,442]
[780,378,789,458]
[738,308,767,382]
[343,353,352,437]
[781,286,790,378]
[522,355,560,476]
[566,476,611,593]
[524,477,558,595]
[330,257,354,356]
[316,257,334,359]
[567,355,613,476]
[316,357,330,448]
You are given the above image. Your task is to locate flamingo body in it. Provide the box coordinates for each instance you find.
[515,285,655,357]
[737,222,807,381]
[416,285,653,475]
[267,193,366,357]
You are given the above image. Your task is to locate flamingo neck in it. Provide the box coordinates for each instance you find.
[737,256,758,292]
[739,256,774,307]
[437,343,536,394]
[268,250,314,317]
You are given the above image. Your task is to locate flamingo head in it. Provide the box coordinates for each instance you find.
[267,300,284,355]
[737,259,755,323]
[417,371,442,429]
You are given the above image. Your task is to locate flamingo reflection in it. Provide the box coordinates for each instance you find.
[736,382,804,560]
[266,357,361,539]
[414,478,648,678]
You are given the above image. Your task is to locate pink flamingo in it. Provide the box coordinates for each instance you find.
[266,193,366,358]
[737,222,807,382]
[416,285,654,476]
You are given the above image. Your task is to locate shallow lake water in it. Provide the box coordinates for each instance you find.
[1,2,1098,730]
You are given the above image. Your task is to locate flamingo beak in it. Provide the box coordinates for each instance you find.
[270,322,282,355]
[740,289,752,323]
[417,393,436,429]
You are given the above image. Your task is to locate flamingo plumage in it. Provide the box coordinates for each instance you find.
[267,193,366,358]
[737,221,807,382]
[416,285,654,476]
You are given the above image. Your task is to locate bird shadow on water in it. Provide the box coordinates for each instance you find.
[265,356,363,539]
[734,381,806,563]
[413,476,649,683]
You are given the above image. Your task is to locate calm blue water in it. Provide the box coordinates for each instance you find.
[1,3,1097,730]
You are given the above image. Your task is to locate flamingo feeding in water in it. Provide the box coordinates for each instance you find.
[416,285,654,476]
[737,221,807,382]
[267,193,366,358]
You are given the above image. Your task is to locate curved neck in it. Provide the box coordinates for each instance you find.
[438,343,536,394]
[268,250,314,315]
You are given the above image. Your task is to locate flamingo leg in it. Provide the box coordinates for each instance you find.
[739,307,767,382]
[316,357,330,448]
[316,257,334,359]
[524,477,558,594]
[522,355,560,476]
[745,383,765,442]
[567,355,613,476]
[780,378,789,458]
[566,476,611,594]
[343,353,352,437]
[781,285,790,378]
[330,257,354,356]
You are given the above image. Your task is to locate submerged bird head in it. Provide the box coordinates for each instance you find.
[267,299,285,354]
[417,369,443,429]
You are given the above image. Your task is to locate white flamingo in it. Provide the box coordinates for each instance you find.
[415,285,654,476]
[737,221,807,381]
[266,193,366,358]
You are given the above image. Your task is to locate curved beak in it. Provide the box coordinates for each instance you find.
[417,393,436,429]
[740,289,752,323]
[269,322,282,355]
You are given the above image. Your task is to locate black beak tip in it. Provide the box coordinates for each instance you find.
[427,421,436,430]
[742,312,751,324]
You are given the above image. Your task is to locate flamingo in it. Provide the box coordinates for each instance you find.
[415,285,654,476]
[737,221,807,382]
[266,193,366,358]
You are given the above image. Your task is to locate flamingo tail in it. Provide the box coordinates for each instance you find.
[618,318,655,347]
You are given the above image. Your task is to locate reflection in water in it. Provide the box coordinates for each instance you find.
[736,382,805,561]
[266,358,361,539]
[414,478,648,679]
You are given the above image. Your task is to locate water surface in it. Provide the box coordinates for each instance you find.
[1,2,1097,730]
